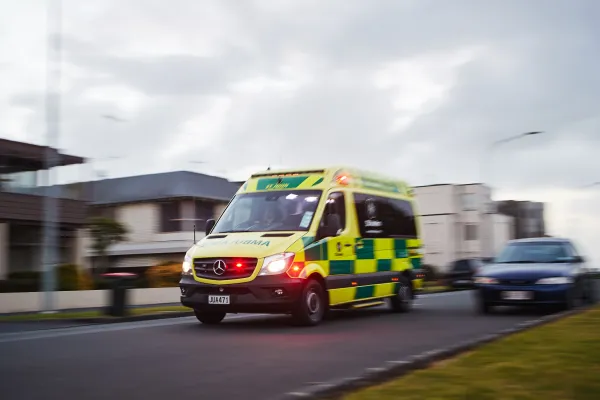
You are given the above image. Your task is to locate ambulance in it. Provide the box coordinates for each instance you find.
[179,166,424,326]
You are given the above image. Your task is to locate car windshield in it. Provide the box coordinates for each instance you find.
[494,242,573,264]
[212,190,322,233]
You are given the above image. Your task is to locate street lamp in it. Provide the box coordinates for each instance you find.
[40,0,63,313]
[480,131,544,259]
[482,131,544,194]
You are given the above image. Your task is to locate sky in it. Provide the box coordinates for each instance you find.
[1,0,599,264]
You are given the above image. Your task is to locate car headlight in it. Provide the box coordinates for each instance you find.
[474,277,499,284]
[536,277,573,284]
[259,253,295,276]
[182,254,193,275]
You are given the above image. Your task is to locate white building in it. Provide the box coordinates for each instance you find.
[82,171,241,270]
[413,183,514,273]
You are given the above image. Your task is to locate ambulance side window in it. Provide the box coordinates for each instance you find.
[319,192,346,235]
[353,193,387,238]
[387,199,417,238]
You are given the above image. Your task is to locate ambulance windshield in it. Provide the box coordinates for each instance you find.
[212,190,322,233]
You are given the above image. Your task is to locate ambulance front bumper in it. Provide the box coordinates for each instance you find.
[179,274,304,313]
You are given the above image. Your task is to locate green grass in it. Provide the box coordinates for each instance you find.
[345,305,600,400]
[0,305,192,322]
[421,280,452,292]
[422,284,451,292]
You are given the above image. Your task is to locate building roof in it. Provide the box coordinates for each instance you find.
[0,138,84,173]
[89,170,240,205]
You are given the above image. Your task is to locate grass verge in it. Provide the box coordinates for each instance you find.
[0,305,192,322]
[345,305,600,400]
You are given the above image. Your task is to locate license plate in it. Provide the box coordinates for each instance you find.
[208,295,230,305]
[502,291,532,300]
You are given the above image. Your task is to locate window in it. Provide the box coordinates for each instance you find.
[353,193,417,238]
[211,190,322,233]
[495,241,571,264]
[320,192,346,233]
[160,201,181,232]
[464,224,477,240]
[195,200,214,227]
[388,198,418,237]
[462,193,476,210]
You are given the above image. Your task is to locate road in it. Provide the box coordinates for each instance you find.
[0,290,576,400]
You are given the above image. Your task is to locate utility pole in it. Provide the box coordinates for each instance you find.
[40,0,62,313]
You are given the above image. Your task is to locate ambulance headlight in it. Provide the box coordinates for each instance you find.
[182,254,193,275]
[259,253,295,276]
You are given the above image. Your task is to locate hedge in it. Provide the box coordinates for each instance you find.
[146,262,182,288]
[0,264,94,293]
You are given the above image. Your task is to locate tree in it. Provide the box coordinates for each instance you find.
[88,216,128,275]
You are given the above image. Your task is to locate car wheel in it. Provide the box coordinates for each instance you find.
[563,284,583,310]
[390,276,413,313]
[477,299,492,314]
[584,279,596,304]
[194,310,226,325]
[292,279,327,326]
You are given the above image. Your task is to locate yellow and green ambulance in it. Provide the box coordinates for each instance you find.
[180,166,424,326]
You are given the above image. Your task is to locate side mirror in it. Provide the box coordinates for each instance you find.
[205,219,216,236]
[573,255,585,263]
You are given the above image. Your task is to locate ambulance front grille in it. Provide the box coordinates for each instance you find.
[193,257,258,280]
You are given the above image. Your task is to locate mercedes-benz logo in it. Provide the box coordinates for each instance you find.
[213,260,227,276]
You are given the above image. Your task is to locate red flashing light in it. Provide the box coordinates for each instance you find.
[286,263,304,278]
[235,263,243,268]
[336,175,349,185]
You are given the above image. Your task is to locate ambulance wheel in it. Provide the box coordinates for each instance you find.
[194,310,226,325]
[390,276,413,313]
[292,278,326,326]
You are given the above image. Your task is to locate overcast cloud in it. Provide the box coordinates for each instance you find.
[1,0,599,262]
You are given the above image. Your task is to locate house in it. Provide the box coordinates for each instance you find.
[496,200,546,238]
[83,171,241,270]
[0,138,88,280]
[412,183,514,273]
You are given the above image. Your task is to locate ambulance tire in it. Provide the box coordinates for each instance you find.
[291,278,326,326]
[194,310,226,325]
[389,276,413,313]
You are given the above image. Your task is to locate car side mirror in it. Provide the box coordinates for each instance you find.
[205,219,216,236]
[573,255,585,263]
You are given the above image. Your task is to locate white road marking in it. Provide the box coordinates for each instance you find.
[0,314,268,344]
[0,291,468,344]
[420,290,470,298]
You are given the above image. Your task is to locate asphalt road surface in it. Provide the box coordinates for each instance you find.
[0,290,586,400]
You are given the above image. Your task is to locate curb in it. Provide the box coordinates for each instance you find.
[278,306,590,400]
[65,311,195,324]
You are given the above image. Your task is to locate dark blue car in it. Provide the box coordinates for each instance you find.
[473,237,595,314]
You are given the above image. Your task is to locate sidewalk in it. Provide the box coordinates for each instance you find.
[0,303,194,327]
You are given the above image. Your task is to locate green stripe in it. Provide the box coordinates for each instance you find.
[302,236,315,247]
[256,176,309,190]
[377,259,392,272]
[304,242,322,261]
[329,260,354,275]
[311,177,324,186]
[411,257,422,270]
[394,239,408,258]
[356,238,375,259]
[355,285,375,299]
[320,242,329,261]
